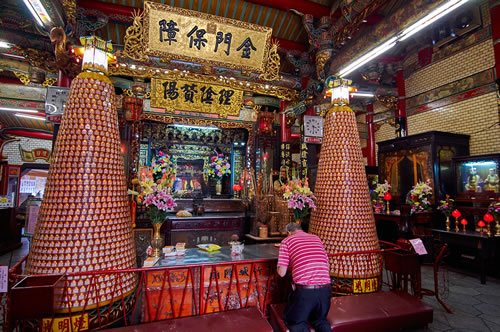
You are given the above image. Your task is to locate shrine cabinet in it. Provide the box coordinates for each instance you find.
[377,131,469,204]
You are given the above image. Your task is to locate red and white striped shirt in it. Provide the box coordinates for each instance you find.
[277,231,330,285]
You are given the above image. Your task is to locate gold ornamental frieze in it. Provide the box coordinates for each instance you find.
[151,78,244,118]
[143,1,272,73]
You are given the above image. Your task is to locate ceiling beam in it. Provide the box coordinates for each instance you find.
[245,0,329,18]
[77,0,308,52]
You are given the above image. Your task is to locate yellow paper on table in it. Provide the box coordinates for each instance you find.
[197,244,221,252]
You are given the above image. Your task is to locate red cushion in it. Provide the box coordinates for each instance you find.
[104,307,273,332]
[269,291,433,332]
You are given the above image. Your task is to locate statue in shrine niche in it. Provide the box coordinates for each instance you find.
[465,167,482,192]
[484,168,499,193]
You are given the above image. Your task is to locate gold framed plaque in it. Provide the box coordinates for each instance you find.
[143,1,273,73]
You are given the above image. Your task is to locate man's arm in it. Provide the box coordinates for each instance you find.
[277,265,287,277]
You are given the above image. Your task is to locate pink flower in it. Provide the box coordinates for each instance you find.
[218,154,223,157]
[288,200,297,209]
[212,156,217,161]
[296,201,305,210]
[217,172,222,177]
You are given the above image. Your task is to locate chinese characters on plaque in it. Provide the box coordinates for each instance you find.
[280,143,291,169]
[151,78,244,118]
[300,123,308,179]
[144,2,272,72]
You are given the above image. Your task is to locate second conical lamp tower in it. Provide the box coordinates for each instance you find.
[309,80,381,287]
[25,37,137,311]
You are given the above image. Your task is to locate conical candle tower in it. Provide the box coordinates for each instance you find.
[309,77,381,288]
[25,36,137,311]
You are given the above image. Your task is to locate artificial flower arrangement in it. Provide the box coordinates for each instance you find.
[437,195,455,217]
[206,154,231,181]
[136,151,177,223]
[407,179,433,214]
[487,199,500,221]
[282,174,317,221]
[371,180,391,211]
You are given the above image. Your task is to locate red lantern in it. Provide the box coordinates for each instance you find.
[460,219,468,225]
[478,220,485,227]
[383,192,392,201]
[484,213,494,222]
[451,209,461,218]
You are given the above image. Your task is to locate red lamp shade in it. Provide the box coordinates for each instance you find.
[478,220,486,227]
[452,209,461,218]
[383,192,392,201]
[484,213,494,222]
[233,184,242,191]
[460,219,468,225]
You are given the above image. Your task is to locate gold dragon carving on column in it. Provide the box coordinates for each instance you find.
[260,40,282,82]
[118,10,149,62]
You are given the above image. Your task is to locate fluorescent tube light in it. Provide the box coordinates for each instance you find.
[464,161,496,167]
[338,37,397,77]
[0,41,11,49]
[350,92,375,97]
[22,0,52,27]
[337,0,470,77]
[0,107,40,113]
[173,124,218,130]
[399,0,470,41]
[0,53,25,59]
[15,113,46,121]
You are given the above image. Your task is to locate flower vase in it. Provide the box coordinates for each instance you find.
[445,216,450,232]
[151,222,164,258]
[216,180,222,195]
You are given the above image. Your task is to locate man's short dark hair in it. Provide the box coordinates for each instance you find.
[286,222,302,233]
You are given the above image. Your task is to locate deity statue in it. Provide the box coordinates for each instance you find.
[484,168,499,193]
[465,167,481,192]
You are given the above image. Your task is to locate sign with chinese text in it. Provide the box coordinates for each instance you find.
[304,137,323,144]
[20,147,51,162]
[144,1,272,72]
[353,277,378,293]
[0,266,8,293]
[151,78,243,118]
[25,205,40,236]
[42,313,89,332]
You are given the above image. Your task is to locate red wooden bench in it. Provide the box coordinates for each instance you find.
[104,307,273,332]
[270,291,433,332]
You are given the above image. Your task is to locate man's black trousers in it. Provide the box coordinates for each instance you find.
[283,287,331,332]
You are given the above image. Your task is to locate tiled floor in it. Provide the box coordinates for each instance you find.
[2,240,500,331]
[0,237,29,268]
[409,266,500,332]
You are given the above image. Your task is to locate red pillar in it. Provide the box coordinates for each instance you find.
[280,101,291,142]
[366,103,376,166]
[396,67,407,137]
[490,1,500,81]
[279,101,292,171]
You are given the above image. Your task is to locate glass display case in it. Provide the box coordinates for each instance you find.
[453,154,500,197]
[378,131,469,204]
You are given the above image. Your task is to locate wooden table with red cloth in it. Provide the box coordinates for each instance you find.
[141,244,289,322]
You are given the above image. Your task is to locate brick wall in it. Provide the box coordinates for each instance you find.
[405,40,495,98]
[375,92,500,156]
[3,136,52,165]
[372,24,499,161]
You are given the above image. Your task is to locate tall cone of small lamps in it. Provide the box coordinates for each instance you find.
[25,37,137,317]
[309,77,381,291]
